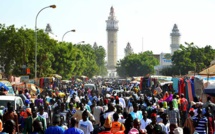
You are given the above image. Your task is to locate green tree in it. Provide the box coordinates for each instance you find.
[52,42,86,79]
[116,51,159,77]
[35,29,56,77]
[76,44,99,78]
[0,24,57,78]
[93,44,107,76]
[171,42,215,75]
[0,24,107,79]
[160,65,180,76]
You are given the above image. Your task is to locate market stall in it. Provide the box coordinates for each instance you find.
[26,83,43,95]
[39,74,62,89]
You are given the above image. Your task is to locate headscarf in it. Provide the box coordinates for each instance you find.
[163,101,168,109]
[163,92,169,100]
[165,94,173,102]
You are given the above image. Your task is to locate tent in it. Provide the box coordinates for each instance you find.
[204,83,215,96]
[49,74,62,79]
[199,65,215,76]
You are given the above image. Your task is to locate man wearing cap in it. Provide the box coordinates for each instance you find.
[23,99,31,110]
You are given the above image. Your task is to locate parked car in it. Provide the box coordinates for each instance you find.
[84,84,97,91]
[0,96,24,115]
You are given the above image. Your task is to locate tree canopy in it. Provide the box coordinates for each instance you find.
[0,24,107,79]
[161,42,215,75]
[116,51,159,77]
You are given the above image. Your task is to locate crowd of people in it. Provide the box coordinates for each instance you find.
[0,79,215,134]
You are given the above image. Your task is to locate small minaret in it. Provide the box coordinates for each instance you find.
[45,23,53,34]
[45,23,58,40]
[93,42,98,49]
[170,24,180,55]
[106,6,119,70]
[124,42,133,57]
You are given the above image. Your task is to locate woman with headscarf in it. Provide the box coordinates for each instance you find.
[163,92,169,100]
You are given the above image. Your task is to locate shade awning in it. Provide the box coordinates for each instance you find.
[199,65,215,76]
[49,74,62,79]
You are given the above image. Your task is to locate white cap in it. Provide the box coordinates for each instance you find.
[106,94,111,98]
[173,127,183,134]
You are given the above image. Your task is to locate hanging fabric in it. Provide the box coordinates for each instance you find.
[172,77,179,93]
[179,78,185,95]
[190,77,196,98]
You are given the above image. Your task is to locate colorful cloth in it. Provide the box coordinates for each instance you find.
[172,78,179,93]
[180,98,188,112]
[190,78,196,98]
[165,94,173,102]
[186,80,193,102]
[179,78,185,95]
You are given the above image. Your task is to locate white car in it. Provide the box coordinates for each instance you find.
[0,96,24,115]
[84,84,97,90]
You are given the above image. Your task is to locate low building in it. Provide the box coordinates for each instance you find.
[154,53,172,74]
[154,24,181,75]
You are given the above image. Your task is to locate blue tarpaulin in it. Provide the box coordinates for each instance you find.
[204,83,215,96]
[0,82,9,91]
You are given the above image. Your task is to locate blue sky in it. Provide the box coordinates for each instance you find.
[1,0,215,60]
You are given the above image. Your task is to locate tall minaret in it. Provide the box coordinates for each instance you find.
[170,24,180,55]
[106,6,119,70]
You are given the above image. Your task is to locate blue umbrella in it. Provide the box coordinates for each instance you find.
[0,82,9,91]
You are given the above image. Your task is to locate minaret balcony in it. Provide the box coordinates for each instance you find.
[170,33,181,36]
[106,27,119,31]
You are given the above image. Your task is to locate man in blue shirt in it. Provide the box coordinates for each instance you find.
[45,115,65,134]
[64,117,84,134]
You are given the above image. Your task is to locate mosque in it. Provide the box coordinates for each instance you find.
[105,6,181,77]
[44,7,181,77]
